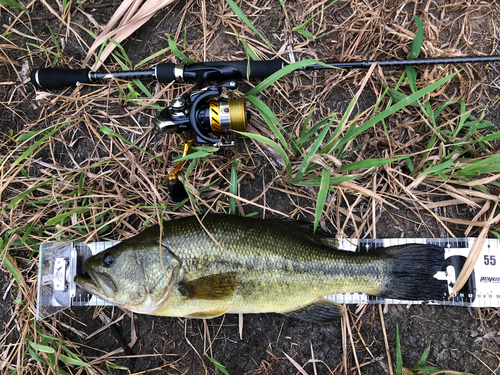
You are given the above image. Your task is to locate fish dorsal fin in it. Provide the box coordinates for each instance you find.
[283,298,344,322]
[270,219,338,249]
[178,273,238,300]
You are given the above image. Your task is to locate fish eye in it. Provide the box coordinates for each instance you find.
[103,254,115,267]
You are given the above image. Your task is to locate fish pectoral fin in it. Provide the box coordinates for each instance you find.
[283,299,344,322]
[187,310,228,319]
[178,272,238,300]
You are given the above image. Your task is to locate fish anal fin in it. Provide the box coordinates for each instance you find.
[187,310,228,319]
[178,273,238,300]
[283,299,344,322]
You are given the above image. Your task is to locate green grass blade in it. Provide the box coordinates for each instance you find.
[239,132,292,178]
[234,29,260,61]
[1,0,27,10]
[7,178,57,209]
[2,253,24,287]
[108,38,133,69]
[292,116,335,183]
[77,172,84,195]
[388,89,418,106]
[408,16,424,59]
[135,47,171,67]
[331,72,458,154]
[173,148,213,162]
[246,95,288,149]
[298,113,336,146]
[421,159,454,176]
[340,156,410,172]
[45,208,93,226]
[245,59,335,97]
[404,16,424,110]
[293,0,337,39]
[230,165,237,215]
[16,127,58,142]
[478,130,500,142]
[106,363,129,374]
[130,78,162,109]
[294,29,316,39]
[279,0,289,22]
[314,168,330,232]
[47,25,63,59]
[415,341,431,368]
[206,355,230,375]
[28,347,47,365]
[241,38,260,61]
[58,355,87,367]
[453,154,500,177]
[100,126,164,164]
[167,34,196,64]
[320,97,359,155]
[224,0,272,49]
[396,324,402,375]
[11,120,74,169]
[29,342,56,354]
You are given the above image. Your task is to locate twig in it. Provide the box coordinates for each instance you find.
[379,304,394,375]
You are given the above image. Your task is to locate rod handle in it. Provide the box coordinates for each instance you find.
[30,68,92,89]
[155,59,284,83]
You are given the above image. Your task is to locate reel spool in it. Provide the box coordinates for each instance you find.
[153,81,247,145]
[203,98,247,136]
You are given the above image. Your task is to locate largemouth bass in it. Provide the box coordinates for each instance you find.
[75,215,445,322]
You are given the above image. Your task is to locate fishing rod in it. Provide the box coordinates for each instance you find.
[30,55,500,90]
[29,55,500,201]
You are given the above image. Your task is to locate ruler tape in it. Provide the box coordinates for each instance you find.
[37,237,500,318]
[327,237,500,308]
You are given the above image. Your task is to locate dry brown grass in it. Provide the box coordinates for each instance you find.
[1,0,500,374]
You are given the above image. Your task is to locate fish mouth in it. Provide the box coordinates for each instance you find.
[74,272,101,296]
[75,267,117,299]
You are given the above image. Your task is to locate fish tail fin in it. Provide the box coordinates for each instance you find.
[377,244,446,301]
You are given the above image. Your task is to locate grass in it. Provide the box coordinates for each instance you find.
[394,324,472,375]
[1,0,500,374]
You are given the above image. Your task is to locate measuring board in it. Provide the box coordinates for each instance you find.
[36,237,500,320]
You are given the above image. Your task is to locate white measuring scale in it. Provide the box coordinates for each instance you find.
[36,237,500,320]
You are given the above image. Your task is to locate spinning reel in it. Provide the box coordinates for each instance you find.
[153,80,248,201]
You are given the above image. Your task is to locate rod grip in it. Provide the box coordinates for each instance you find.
[155,59,285,83]
[154,63,176,83]
[30,68,92,89]
[247,59,284,78]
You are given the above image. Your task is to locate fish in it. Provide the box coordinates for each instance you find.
[75,214,446,322]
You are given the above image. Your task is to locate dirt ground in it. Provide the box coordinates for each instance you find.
[2,0,500,374]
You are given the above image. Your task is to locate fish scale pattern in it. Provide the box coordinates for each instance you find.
[150,215,387,316]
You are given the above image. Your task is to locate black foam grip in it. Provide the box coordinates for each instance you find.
[169,59,285,83]
[247,59,284,78]
[30,68,92,89]
[155,63,176,83]
[189,59,284,80]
